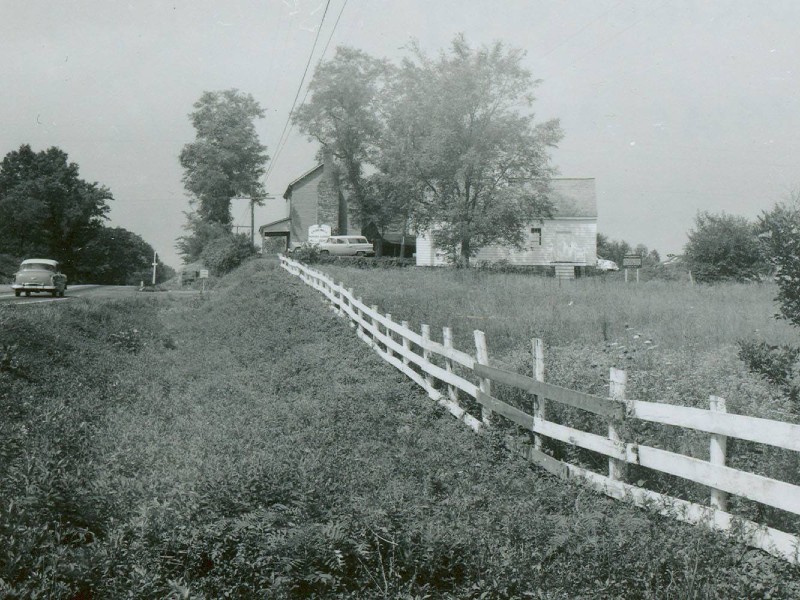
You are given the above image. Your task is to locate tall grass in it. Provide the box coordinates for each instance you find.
[2,258,800,598]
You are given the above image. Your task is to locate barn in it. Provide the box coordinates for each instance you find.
[415,178,597,278]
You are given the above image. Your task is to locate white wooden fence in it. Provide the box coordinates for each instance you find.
[279,255,800,564]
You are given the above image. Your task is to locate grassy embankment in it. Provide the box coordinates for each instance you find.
[2,257,800,598]
[319,264,800,530]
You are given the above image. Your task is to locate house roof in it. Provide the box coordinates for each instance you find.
[282,164,324,199]
[548,178,597,218]
[258,217,291,235]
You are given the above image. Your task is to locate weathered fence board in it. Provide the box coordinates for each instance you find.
[474,363,625,419]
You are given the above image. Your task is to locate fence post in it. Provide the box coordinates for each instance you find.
[421,324,435,394]
[608,368,627,481]
[443,327,459,407]
[401,321,411,367]
[338,282,346,317]
[709,395,728,511]
[532,338,545,451]
[474,330,492,426]
[385,314,394,358]
[356,296,365,338]
[370,305,381,349]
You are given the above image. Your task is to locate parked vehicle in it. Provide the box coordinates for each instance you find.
[316,236,375,257]
[11,259,68,297]
[596,257,619,272]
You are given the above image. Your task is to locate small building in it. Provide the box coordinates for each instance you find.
[415,178,597,277]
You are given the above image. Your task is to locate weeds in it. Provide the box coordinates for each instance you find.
[2,259,800,597]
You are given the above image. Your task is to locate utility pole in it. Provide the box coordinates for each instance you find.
[151,251,158,285]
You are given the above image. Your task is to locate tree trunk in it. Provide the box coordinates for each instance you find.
[460,237,471,268]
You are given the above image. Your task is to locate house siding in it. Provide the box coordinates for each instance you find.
[289,169,325,244]
[475,219,597,266]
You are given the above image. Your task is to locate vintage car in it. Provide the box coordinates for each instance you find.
[315,235,375,257]
[11,259,68,297]
[596,257,620,272]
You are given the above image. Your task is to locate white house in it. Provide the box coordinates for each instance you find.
[415,178,597,278]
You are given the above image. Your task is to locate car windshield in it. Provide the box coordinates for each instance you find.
[21,263,55,272]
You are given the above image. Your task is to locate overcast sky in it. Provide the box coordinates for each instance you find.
[2,0,799,268]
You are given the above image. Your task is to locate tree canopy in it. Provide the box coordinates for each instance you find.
[759,194,800,327]
[684,211,769,282]
[293,47,390,227]
[0,144,112,274]
[295,36,563,265]
[179,89,269,225]
[392,36,563,263]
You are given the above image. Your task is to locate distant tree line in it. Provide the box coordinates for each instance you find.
[0,144,172,284]
[596,234,660,267]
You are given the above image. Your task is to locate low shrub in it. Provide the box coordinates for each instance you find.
[201,233,255,275]
[738,339,800,406]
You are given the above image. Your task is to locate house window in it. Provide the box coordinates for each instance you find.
[530,227,542,245]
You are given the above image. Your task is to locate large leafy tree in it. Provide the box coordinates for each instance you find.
[0,144,111,273]
[293,47,390,228]
[392,35,563,265]
[76,226,173,285]
[759,194,800,327]
[179,89,269,225]
[684,211,769,282]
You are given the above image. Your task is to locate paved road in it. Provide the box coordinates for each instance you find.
[0,285,159,305]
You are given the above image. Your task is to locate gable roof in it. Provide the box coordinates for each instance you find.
[282,164,324,199]
[549,178,597,218]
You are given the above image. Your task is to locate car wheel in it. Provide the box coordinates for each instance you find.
[319,250,330,255]
[355,251,365,257]
[14,290,20,297]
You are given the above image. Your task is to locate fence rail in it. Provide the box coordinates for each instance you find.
[279,255,800,564]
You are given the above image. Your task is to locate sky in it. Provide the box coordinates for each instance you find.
[2,0,799,268]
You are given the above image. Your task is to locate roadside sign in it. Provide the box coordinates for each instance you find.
[199,269,209,279]
[623,254,643,268]
[308,224,331,244]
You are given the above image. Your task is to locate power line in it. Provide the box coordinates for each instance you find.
[275,0,350,157]
[264,0,332,186]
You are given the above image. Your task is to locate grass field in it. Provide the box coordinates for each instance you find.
[317,263,800,532]
[2,257,800,598]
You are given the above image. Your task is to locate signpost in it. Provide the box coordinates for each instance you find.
[623,253,643,283]
[308,224,331,245]
[199,269,209,294]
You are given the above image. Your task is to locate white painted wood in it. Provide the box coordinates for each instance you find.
[608,368,626,481]
[401,321,411,367]
[443,327,460,407]
[532,338,545,451]
[630,444,800,515]
[421,324,435,391]
[709,395,728,511]
[385,313,394,358]
[371,305,380,350]
[533,417,625,459]
[631,400,800,452]
[474,330,492,426]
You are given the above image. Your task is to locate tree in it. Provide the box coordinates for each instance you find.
[76,226,172,285]
[200,232,254,275]
[293,47,390,229]
[759,194,800,327]
[684,211,769,282]
[179,89,269,226]
[0,144,111,274]
[175,212,231,262]
[388,36,562,265]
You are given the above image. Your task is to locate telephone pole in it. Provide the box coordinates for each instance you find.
[151,251,158,285]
